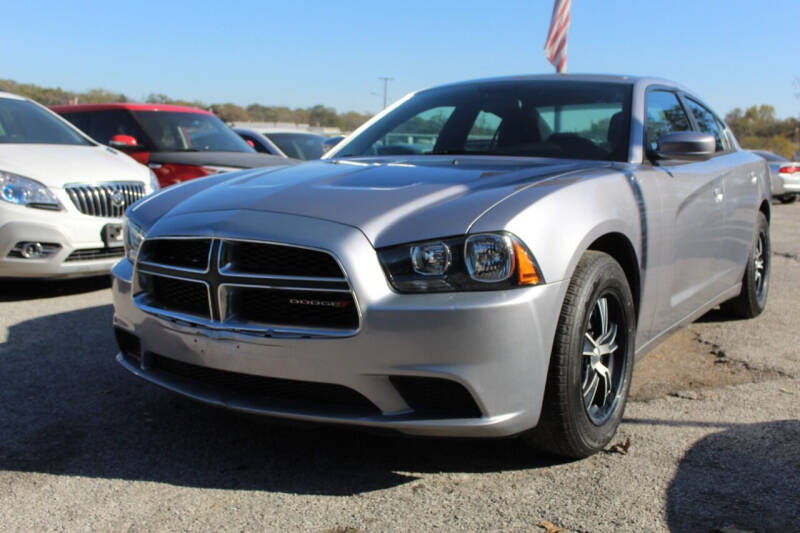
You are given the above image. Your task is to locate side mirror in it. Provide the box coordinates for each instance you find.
[655,132,715,161]
[109,134,144,151]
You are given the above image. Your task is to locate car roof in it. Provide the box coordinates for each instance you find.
[425,73,685,92]
[50,102,213,115]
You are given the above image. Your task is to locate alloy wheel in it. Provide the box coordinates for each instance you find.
[581,293,628,425]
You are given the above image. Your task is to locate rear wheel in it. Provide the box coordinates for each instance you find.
[778,195,797,204]
[524,251,636,458]
[721,212,770,318]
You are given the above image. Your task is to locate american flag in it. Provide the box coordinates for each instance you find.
[544,0,571,73]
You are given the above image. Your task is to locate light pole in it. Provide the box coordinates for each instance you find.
[378,77,393,109]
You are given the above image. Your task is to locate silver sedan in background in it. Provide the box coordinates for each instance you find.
[750,150,800,203]
[113,75,770,458]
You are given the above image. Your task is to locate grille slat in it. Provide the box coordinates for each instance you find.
[135,238,358,334]
[65,182,146,217]
[65,247,124,262]
[220,241,345,279]
[139,273,211,318]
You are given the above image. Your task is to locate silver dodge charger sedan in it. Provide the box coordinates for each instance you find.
[112,75,771,458]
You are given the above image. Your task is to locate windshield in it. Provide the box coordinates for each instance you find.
[133,111,254,153]
[334,80,633,162]
[0,98,91,145]
[265,133,324,160]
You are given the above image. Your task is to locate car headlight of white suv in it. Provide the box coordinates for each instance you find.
[0,170,61,210]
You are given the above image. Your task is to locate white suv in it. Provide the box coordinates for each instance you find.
[0,92,157,278]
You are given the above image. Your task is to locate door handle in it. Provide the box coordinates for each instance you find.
[713,187,724,203]
[750,172,758,184]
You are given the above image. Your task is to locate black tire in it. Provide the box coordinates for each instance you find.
[721,212,770,318]
[524,251,636,458]
[778,195,797,204]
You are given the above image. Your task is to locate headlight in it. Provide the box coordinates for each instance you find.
[123,218,145,263]
[0,171,61,210]
[377,232,543,293]
[148,169,160,192]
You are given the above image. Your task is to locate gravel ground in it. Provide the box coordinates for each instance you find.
[0,203,798,533]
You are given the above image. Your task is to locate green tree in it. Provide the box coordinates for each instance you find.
[209,103,249,123]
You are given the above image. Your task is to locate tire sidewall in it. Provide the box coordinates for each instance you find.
[747,213,770,313]
[565,259,636,452]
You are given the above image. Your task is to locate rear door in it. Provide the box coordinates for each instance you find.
[645,89,725,332]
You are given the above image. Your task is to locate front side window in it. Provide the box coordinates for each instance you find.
[333,81,633,162]
[87,110,148,147]
[685,98,729,152]
[0,99,91,145]
[133,111,254,153]
[645,90,691,152]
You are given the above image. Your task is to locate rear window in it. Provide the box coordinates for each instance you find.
[0,99,91,145]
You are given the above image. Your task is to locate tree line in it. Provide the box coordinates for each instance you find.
[1,78,797,156]
[0,79,373,132]
[724,105,799,159]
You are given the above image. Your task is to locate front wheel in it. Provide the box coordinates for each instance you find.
[524,251,636,458]
[778,195,797,204]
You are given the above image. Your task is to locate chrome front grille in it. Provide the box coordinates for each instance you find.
[133,238,359,336]
[65,182,146,217]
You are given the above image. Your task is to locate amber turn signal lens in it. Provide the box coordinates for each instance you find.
[513,241,540,285]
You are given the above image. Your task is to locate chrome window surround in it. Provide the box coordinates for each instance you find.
[133,237,362,338]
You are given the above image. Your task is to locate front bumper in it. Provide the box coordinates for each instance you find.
[111,211,567,437]
[0,201,124,279]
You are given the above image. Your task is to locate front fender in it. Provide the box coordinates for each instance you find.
[469,168,644,285]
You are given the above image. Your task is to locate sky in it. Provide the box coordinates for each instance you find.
[2,0,798,118]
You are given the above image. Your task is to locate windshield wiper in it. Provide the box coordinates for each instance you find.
[431,149,498,156]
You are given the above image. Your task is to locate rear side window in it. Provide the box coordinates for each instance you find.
[684,98,729,152]
[645,91,690,151]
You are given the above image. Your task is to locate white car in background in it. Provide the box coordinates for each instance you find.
[0,91,157,278]
[750,150,800,203]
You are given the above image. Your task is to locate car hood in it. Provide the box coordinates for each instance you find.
[148,151,294,169]
[0,143,149,187]
[135,156,607,247]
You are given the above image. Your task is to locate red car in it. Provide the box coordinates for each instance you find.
[52,103,291,187]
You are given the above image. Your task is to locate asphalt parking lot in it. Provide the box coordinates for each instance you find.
[1,204,798,533]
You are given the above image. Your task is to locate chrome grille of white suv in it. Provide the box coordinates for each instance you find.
[65,182,146,217]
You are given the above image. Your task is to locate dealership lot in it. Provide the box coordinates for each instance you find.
[0,204,798,532]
